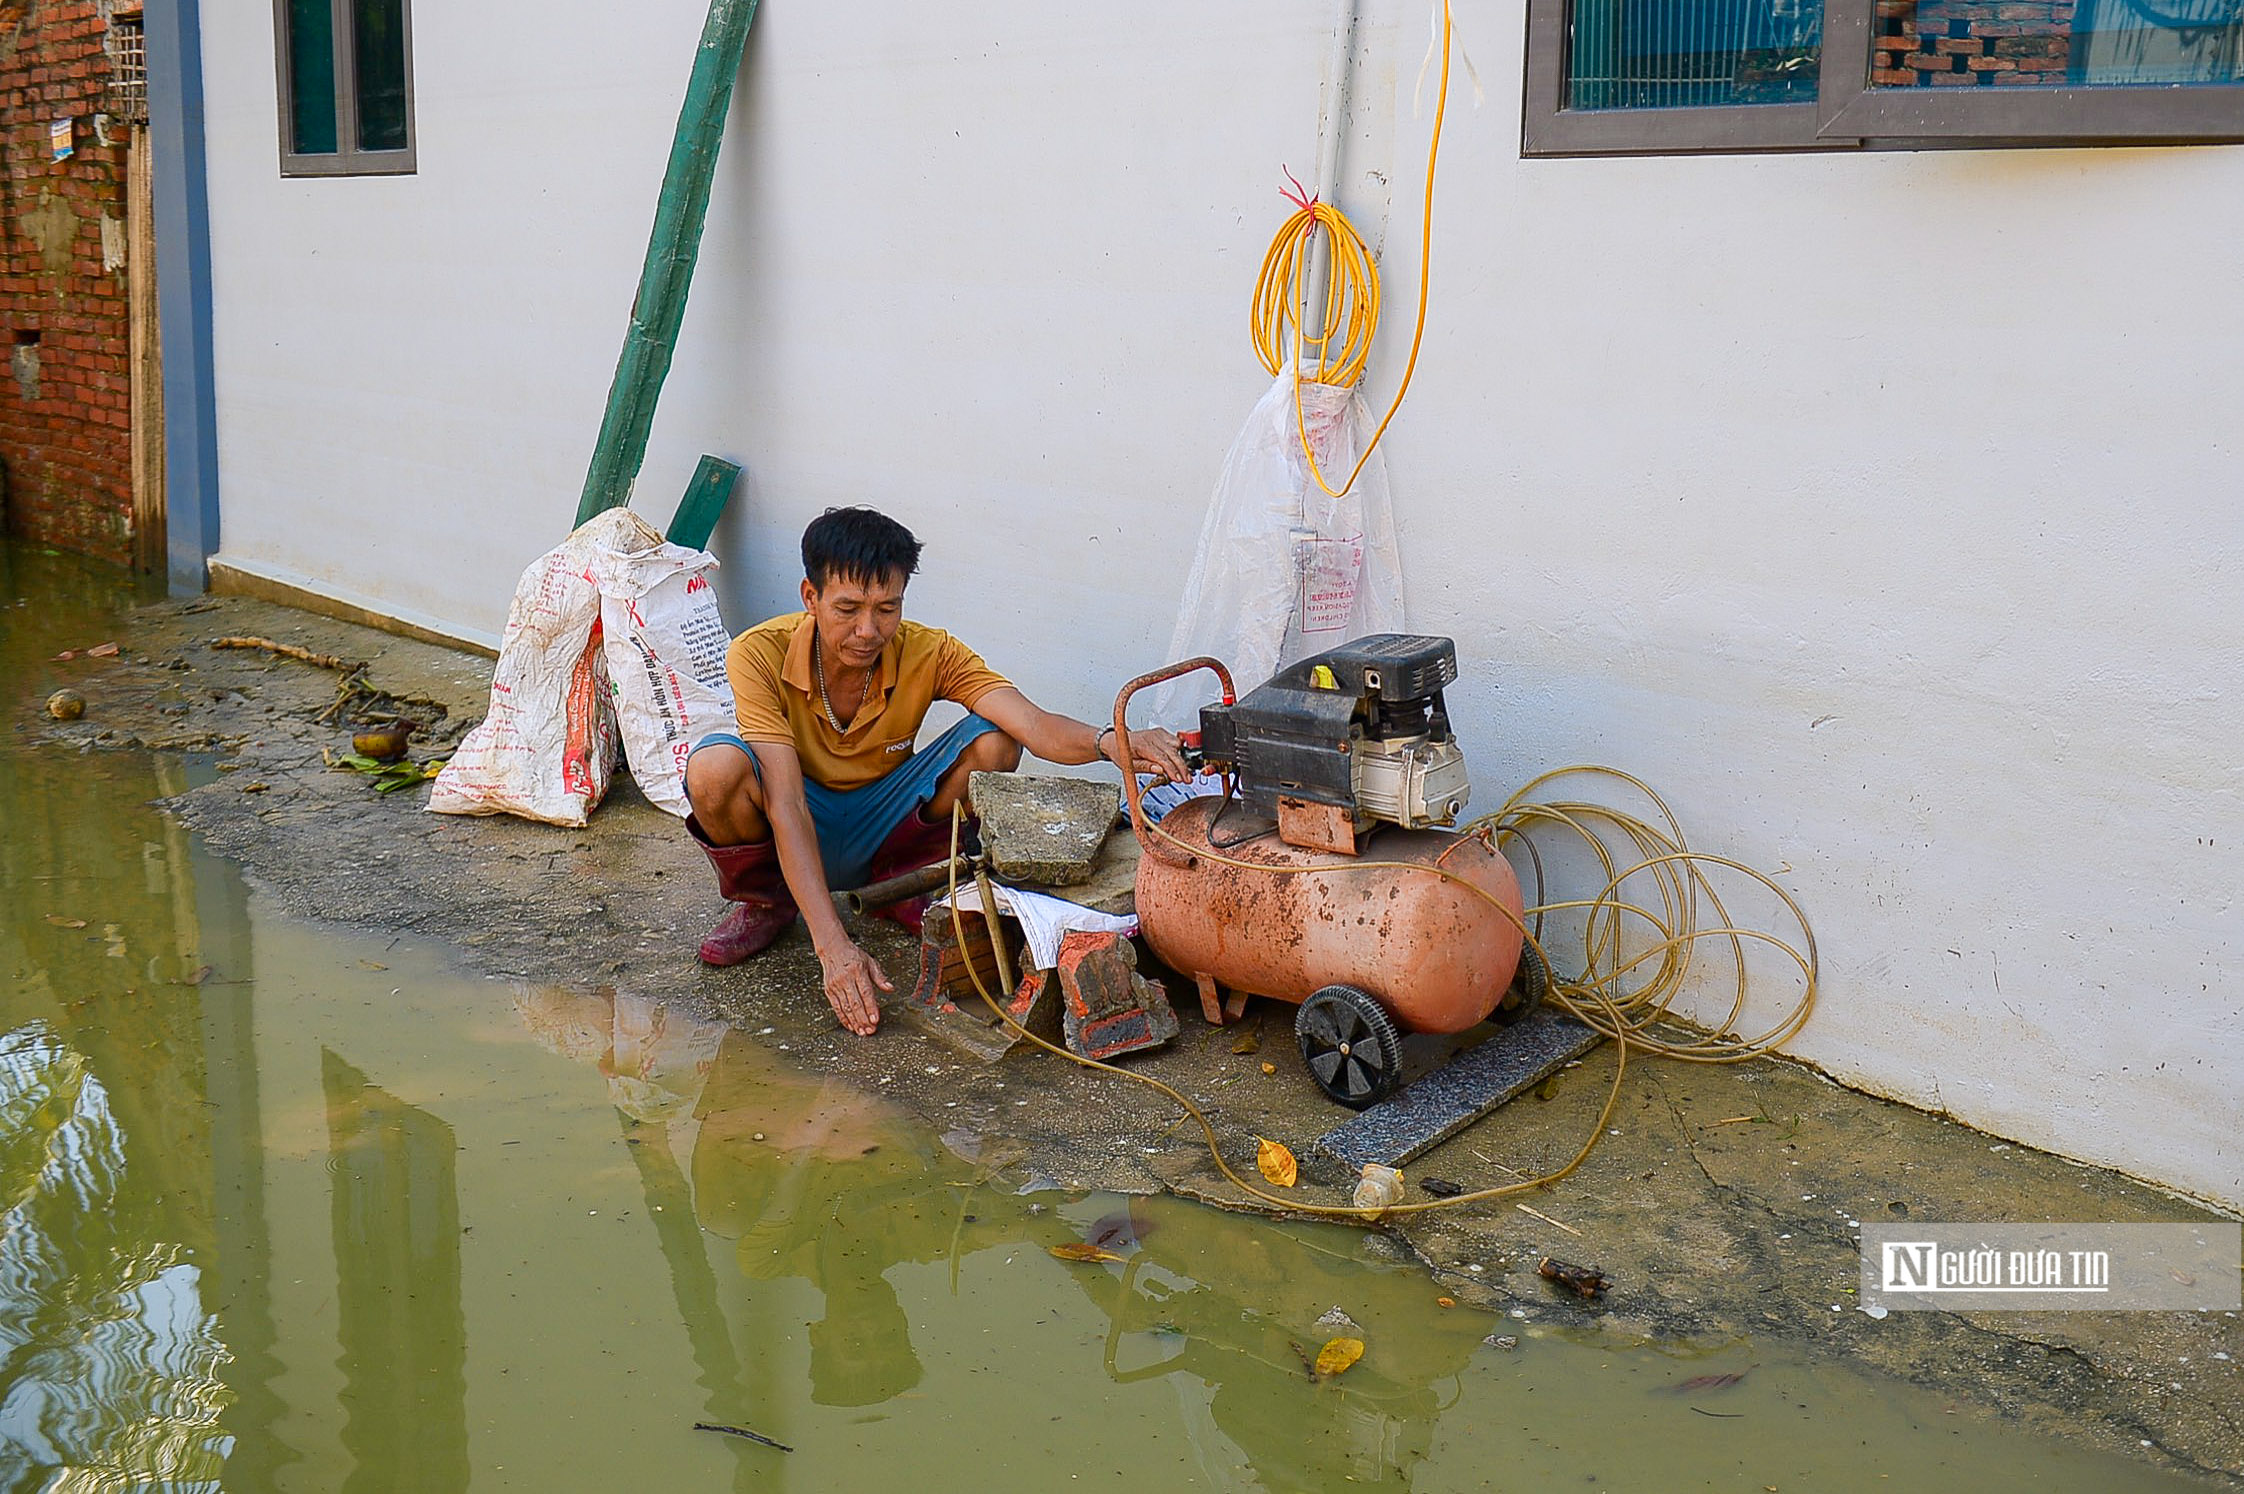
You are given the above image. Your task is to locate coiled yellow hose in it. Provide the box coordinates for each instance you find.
[1248,0,1457,501]
[1250,191,1380,391]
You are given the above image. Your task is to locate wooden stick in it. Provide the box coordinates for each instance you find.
[210,636,364,672]
[692,1422,792,1453]
[1517,1203,1582,1237]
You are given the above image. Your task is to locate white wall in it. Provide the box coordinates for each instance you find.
[201,1,2244,1209]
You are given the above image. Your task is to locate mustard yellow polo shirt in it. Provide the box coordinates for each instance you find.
[725,612,1011,792]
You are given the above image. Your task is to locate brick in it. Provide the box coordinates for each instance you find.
[0,0,135,565]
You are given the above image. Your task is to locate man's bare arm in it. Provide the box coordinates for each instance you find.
[971,687,1191,783]
[749,741,890,1035]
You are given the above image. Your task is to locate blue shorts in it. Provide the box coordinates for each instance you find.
[689,713,1000,890]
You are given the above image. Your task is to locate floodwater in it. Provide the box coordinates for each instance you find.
[0,541,2216,1492]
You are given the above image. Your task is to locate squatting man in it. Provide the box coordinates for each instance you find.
[685,507,1189,1035]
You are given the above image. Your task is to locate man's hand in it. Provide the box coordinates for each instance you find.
[818,939,891,1036]
[1106,725,1191,784]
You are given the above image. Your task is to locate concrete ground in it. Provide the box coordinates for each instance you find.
[24,593,2244,1486]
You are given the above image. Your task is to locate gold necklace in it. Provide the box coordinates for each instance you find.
[811,627,845,733]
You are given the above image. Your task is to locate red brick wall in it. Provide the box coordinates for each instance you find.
[0,0,133,564]
[1874,0,2081,87]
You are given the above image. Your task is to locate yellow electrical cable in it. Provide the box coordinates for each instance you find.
[937,762,1817,1222]
[1248,0,1457,501]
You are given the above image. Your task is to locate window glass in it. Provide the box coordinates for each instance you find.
[352,0,410,152]
[1567,0,1824,108]
[1871,0,2244,88]
[287,0,337,155]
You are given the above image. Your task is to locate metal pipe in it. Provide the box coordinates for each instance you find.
[1303,0,1361,348]
[1112,658,1235,866]
[832,856,970,916]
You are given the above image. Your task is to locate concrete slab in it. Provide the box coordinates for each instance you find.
[1014,821,1139,916]
[1313,1011,1605,1171]
[969,771,1118,886]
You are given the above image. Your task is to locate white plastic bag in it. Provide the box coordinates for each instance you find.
[1352,1163,1405,1211]
[428,511,626,827]
[591,513,733,817]
[1150,365,1406,727]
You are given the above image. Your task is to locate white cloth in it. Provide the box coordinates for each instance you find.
[933,882,1137,972]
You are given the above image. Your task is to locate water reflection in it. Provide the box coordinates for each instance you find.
[523,985,1486,1486]
[0,1023,233,1490]
[323,1051,467,1493]
[692,1036,952,1409]
[518,988,956,1410]
[1061,1197,1486,1486]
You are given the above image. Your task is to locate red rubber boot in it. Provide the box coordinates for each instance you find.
[864,805,967,937]
[689,816,798,966]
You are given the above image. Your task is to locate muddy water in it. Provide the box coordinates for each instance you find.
[0,542,2213,1492]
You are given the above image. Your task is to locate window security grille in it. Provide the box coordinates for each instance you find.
[109,17,149,124]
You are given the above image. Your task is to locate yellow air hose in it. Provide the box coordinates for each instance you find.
[1248,0,1458,500]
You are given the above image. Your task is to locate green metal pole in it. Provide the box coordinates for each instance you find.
[576,0,761,527]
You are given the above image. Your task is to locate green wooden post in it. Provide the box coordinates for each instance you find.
[665,454,741,551]
[575,0,761,527]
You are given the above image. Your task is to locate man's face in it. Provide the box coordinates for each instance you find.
[801,570,906,674]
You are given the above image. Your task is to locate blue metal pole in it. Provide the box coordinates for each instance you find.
[146,0,220,596]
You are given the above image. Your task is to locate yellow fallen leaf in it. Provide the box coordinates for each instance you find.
[1314,1337,1365,1377]
[1436,1296,1455,1308]
[1257,1137,1298,1188]
[1260,1062,1276,1075]
[44,916,87,929]
[1048,1243,1124,1264]
[358,960,388,971]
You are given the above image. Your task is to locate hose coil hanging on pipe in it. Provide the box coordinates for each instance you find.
[1248,0,1458,500]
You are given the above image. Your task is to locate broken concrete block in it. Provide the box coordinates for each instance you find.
[969,771,1119,887]
[1054,929,1178,1061]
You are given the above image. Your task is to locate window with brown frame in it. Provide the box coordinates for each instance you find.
[275,0,416,176]
[1523,0,2244,154]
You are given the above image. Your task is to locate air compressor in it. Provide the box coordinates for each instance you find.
[1114,636,1543,1110]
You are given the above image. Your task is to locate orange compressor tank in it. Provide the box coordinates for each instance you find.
[1133,795,1527,1036]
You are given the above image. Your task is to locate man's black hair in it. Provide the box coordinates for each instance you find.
[802,507,923,592]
